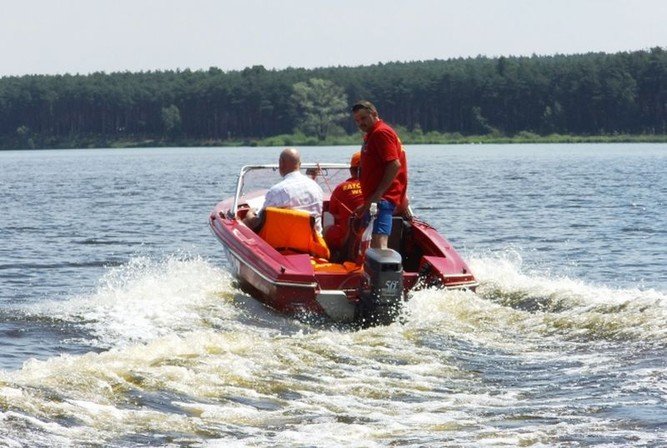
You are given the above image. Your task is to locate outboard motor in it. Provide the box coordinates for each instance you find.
[356,248,404,327]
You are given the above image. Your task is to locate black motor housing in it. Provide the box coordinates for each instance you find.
[357,248,404,326]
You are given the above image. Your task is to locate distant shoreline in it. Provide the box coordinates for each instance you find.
[3,133,667,151]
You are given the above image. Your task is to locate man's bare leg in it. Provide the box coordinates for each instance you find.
[371,234,388,250]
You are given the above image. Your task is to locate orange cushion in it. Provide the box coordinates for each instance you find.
[258,207,330,259]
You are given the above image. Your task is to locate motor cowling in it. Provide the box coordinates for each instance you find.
[356,248,404,327]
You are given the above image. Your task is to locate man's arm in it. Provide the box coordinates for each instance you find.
[368,159,400,204]
[355,159,401,217]
[242,186,280,231]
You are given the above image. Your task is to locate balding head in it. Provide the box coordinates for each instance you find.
[279,147,301,176]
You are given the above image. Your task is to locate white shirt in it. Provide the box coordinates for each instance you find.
[263,170,324,234]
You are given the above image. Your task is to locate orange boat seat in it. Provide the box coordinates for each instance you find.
[257,207,330,259]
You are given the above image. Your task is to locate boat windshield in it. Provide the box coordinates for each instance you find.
[234,163,351,214]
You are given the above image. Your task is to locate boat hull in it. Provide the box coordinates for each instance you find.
[210,197,477,322]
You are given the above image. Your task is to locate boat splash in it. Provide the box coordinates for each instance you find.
[1,252,664,447]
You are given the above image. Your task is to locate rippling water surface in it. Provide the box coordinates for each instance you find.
[0,144,665,447]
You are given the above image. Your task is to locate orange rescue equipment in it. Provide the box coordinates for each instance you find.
[258,207,330,259]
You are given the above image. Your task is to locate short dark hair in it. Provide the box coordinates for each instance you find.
[351,100,377,114]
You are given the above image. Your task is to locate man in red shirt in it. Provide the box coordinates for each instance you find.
[325,151,364,252]
[351,100,408,250]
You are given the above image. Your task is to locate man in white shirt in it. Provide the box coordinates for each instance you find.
[243,148,324,234]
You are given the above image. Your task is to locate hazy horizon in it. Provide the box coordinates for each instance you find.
[1,0,666,77]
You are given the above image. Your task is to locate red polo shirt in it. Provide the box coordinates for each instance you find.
[359,120,408,207]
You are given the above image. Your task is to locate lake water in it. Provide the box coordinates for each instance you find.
[0,144,665,447]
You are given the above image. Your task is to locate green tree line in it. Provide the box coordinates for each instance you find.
[0,48,665,149]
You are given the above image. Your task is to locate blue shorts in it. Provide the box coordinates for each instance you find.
[371,200,396,236]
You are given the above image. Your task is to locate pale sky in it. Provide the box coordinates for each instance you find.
[1,0,665,77]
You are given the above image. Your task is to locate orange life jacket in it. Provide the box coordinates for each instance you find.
[258,207,330,259]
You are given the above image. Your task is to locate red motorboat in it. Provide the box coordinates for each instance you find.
[209,163,477,326]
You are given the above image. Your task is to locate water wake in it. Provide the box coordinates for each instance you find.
[1,252,665,446]
[467,253,667,344]
[28,254,239,349]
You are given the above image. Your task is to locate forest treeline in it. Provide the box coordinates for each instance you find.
[0,47,665,149]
